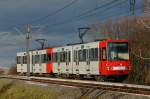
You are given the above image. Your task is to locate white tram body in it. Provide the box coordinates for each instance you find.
[32,50,47,74]
[17,51,33,73]
[52,42,99,75]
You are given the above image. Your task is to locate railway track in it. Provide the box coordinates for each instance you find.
[0,75,150,96]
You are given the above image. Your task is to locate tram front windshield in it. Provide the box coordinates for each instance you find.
[108,42,129,61]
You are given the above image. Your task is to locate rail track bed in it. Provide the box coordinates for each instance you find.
[0,75,150,96]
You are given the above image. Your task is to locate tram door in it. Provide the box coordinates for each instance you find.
[65,50,70,74]
[100,41,107,75]
[57,52,60,74]
[86,48,90,75]
[73,49,79,74]
[76,50,79,74]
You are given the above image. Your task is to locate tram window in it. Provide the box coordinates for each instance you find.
[23,56,27,64]
[47,54,51,62]
[89,49,94,60]
[89,48,98,61]
[53,53,57,62]
[18,56,21,64]
[102,48,107,60]
[94,48,98,60]
[79,50,86,61]
[65,51,71,62]
[57,52,60,62]
[17,56,21,64]
[65,52,70,62]
[32,55,35,65]
[38,55,41,63]
[60,52,65,62]
[74,50,76,62]
[22,56,24,64]
[40,54,47,63]
[83,49,86,61]
[40,54,44,63]
[20,56,23,65]
[44,54,47,63]
[35,55,39,63]
[78,50,82,61]
[65,52,67,61]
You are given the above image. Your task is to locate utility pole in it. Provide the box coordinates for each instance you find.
[26,24,30,77]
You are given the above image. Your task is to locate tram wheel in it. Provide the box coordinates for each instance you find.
[94,76,106,81]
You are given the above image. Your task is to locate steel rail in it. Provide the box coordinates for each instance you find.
[0,75,150,96]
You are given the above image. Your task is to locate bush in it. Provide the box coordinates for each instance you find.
[0,69,4,75]
[8,64,17,75]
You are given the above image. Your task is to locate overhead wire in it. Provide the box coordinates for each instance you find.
[55,0,139,28]
[13,0,140,34]
[14,0,79,27]
[73,0,129,21]
[0,0,140,51]
[78,0,129,21]
[44,0,129,29]
[29,0,79,24]
[77,0,140,23]
[9,0,79,43]
[100,7,141,21]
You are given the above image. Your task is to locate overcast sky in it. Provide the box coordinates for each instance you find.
[0,0,142,67]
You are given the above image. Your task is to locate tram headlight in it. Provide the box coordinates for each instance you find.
[106,66,110,70]
[106,66,113,70]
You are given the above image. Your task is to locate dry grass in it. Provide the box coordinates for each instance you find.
[0,79,12,90]
[0,79,148,99]
[0,79,81,99]
[0,83,58,99]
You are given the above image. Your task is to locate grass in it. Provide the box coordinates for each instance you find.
[0,79,12,90]
[0,83,58,99]
[0,79,146,99]
[0,79,81,99]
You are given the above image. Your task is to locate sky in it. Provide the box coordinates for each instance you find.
[0,0,142,67]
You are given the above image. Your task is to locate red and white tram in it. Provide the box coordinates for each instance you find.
[16,39,131,81]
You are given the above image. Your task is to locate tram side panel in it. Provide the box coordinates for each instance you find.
[17,51,33,74]
[72,44,86,75]
[17,52,28,74]
[29,51,33,73]
[52,46,73,75]
[88,42,99,75]
[38,50,47,74]
[32,50,49,74]
[60,46,73,74]
[58,47,66,74]
[72,42,100,75]
[17,52,23,73]
[32,50,38,73]
[52,48,59,74]
[22,53,27,73]
[46,48,53,74]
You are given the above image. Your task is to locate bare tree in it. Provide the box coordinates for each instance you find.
[89,16,150,84]
[142,0,150,17]
[8,63,17,75]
